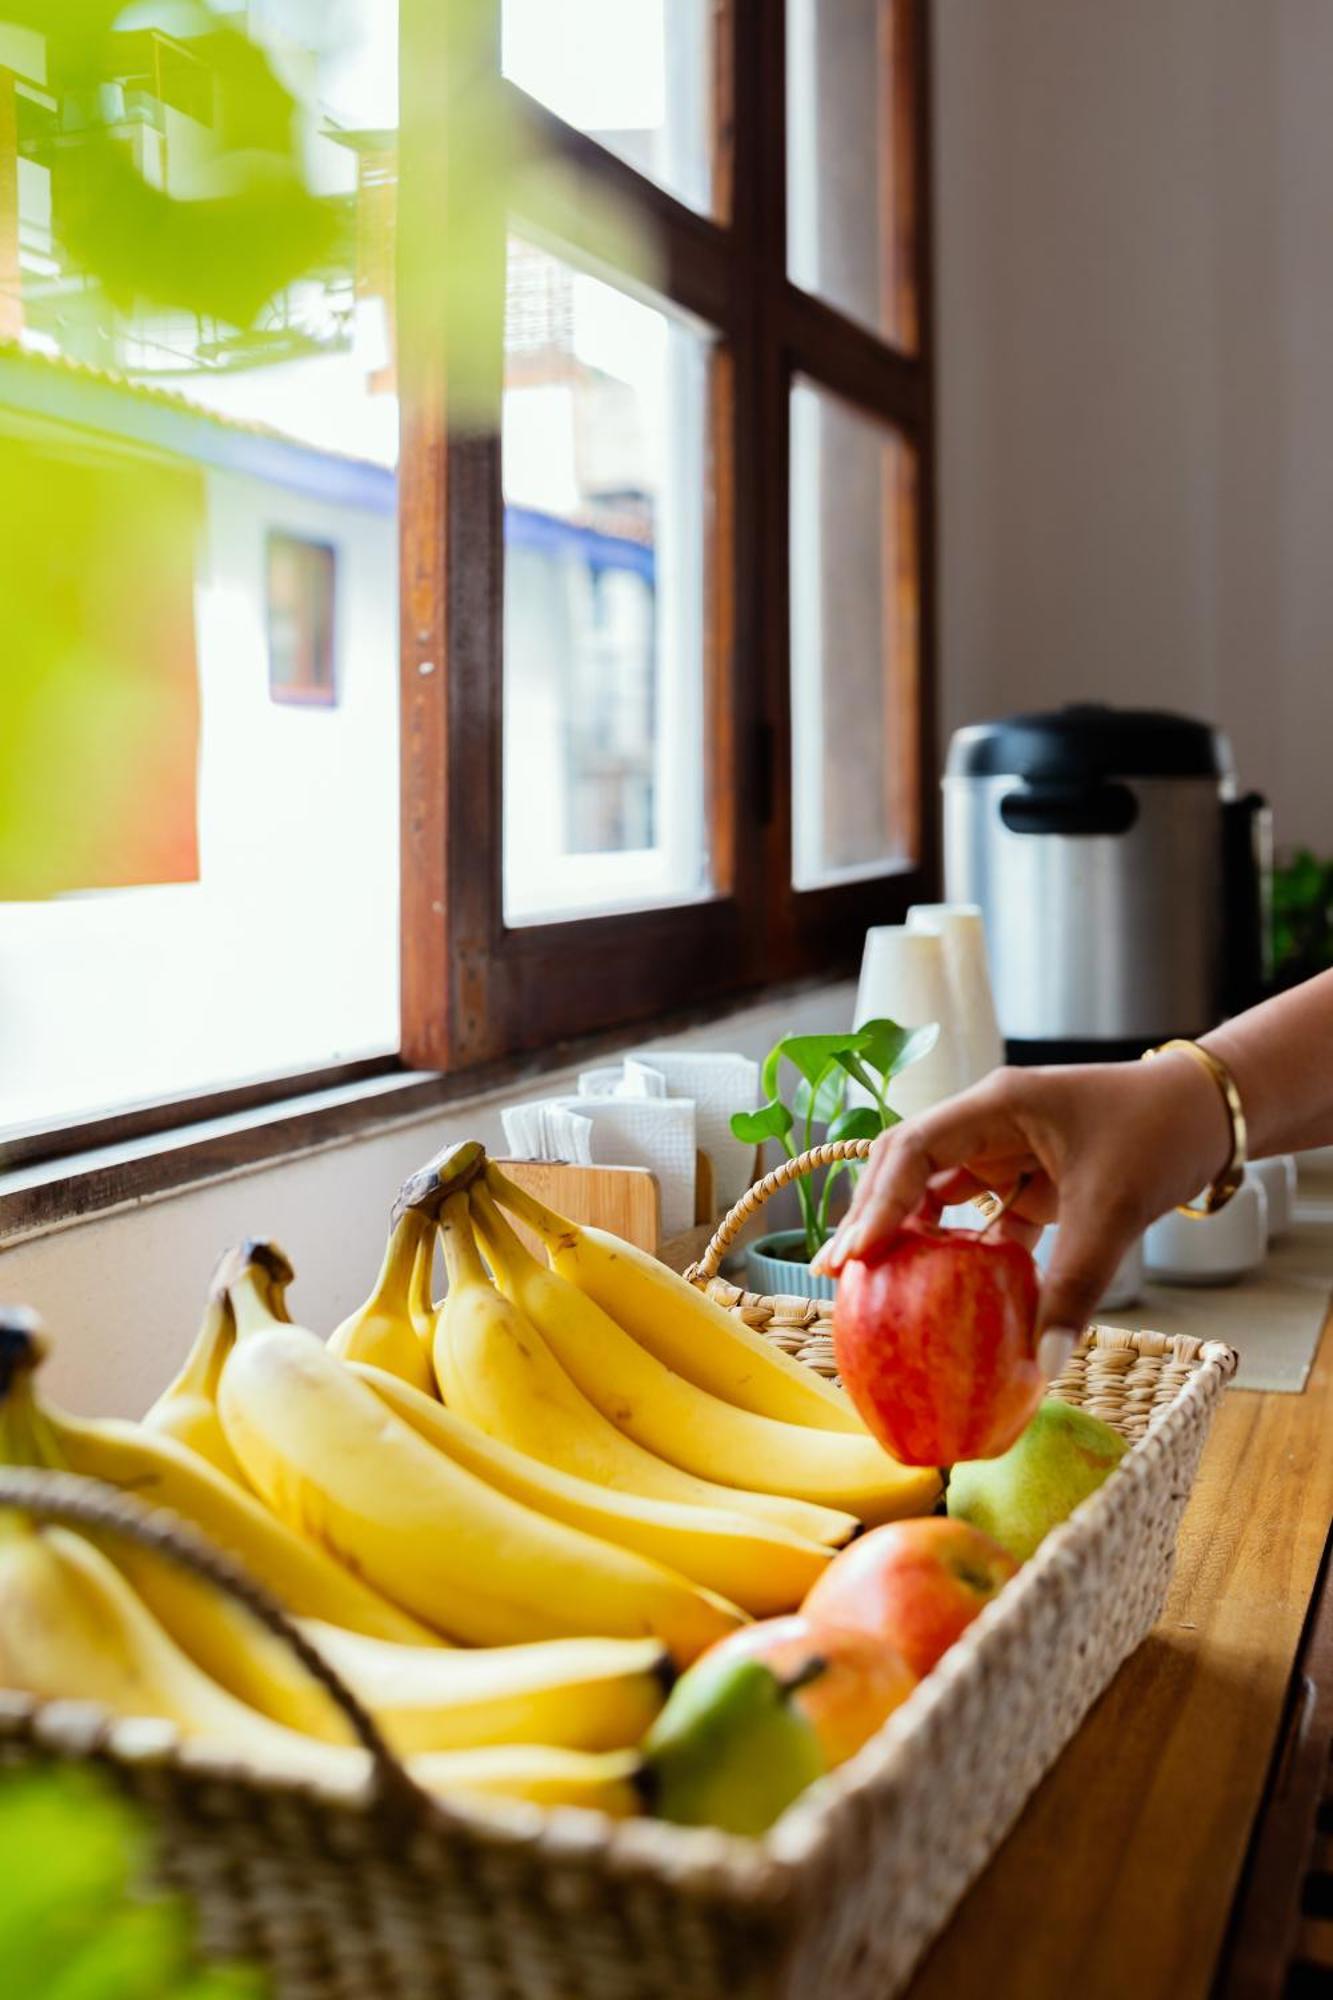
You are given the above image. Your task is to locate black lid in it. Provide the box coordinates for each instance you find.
[945,703,1233,782]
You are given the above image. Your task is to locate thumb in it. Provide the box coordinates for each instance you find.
[1035,1190,1136,1380]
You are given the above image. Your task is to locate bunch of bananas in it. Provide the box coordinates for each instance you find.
[0,1144,939,1821]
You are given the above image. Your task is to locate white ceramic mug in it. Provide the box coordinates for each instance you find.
[1245,1155,1296,1240]
[1143,1176,1268,1285]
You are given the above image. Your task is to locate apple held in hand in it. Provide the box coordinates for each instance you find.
[803,1517,1018,1679]
[834,1217,1044,1465]
[697,1614,917,1769]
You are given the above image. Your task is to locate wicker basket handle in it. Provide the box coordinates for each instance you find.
[687,1138,876,1286]
[0,1466,422,1812]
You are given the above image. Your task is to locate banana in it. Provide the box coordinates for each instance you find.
[470,1187,942,1525]
[303,1623,669,1755]
[357,1361,833,1617]
[433,1195,854,1547]
[108,1522,665,1757]
[0,1510,350,1771]
[411,1745,642,1817]
[488,1164,864,1433]
[408,1222,440,1350]
[215,1243,744,1660]
[327,1210,437,1396]
[0,1509,643,1815]
[0,1319,435,1645]
[142,1293,252,1486]
[103,1537,358,1743]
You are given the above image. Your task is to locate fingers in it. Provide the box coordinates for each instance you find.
[817,1080,1037,1274]
[1035,1186,1139,1347]
[991,1211,1044,1253]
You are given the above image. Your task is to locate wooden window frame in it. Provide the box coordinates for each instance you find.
[400,0,937,1073]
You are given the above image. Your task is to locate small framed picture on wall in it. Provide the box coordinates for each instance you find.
[267,530,338,706]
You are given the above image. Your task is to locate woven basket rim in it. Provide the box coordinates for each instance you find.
[3,1326,1237,1905]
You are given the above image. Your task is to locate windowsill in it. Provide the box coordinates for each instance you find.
[0,972,855,1246]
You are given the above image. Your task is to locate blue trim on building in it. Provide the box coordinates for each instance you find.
[504,502,656,583]
[0,351,397,515]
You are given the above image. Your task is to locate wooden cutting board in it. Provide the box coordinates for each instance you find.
[492,1159,662,1258]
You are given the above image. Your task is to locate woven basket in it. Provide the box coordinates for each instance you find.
[0,1145,1237,2000]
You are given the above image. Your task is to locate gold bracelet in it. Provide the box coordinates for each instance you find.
[1142,1039,1247,1218]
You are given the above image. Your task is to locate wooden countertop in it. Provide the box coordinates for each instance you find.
[905,1312,1333,2000]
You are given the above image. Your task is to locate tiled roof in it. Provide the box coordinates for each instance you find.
[0,337,386,468]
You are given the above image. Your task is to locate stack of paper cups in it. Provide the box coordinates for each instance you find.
[907,903,1005,1088]
[853,926,966,1119]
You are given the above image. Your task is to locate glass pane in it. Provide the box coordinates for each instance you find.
[787,0,916,346]
[790,379,917,890]
[501,0,716,216]
[503,238,710,925]
[0,3,400,1135]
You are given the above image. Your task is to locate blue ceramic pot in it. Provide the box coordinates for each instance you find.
[744,1229,836,1302]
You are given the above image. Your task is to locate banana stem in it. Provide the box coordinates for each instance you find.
[408,1226,438,1323]
[484,1164,575,1252]
[367,1209,428,1313]
[160,1296,236,1401]
[228,1267,281,1340]
[470,1181,542,1276]
[438,1193,491,1293]
[0,1339,67,1477]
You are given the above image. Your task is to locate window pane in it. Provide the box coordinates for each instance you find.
[503,239,710,925]
[787,0,916,346]
[501,0,716,216]
[0,2,399,1135]
[790,379,918,890]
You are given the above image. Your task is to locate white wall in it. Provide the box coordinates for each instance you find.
[0,980,855,1419]
[934,0,1333,855]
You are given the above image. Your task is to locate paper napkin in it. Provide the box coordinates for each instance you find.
[625,1048,760,1211]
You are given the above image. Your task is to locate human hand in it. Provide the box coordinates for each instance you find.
[814,1054,1234,1375]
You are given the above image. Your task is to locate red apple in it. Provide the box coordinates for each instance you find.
[803,1517,1019,1679]
[834,1217,1044,1464]
[696,1614,917,1767]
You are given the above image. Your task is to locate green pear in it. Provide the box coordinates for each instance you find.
[947,1399,1128,1562]
[640,1655,827,1837]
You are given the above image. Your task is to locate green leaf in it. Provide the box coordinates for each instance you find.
[759,1038,790,1104]
[855,1018,941,1081]
[41,1900,194,2000]
[730,1100,794,1145]
[777,1033,865,1089]
[54,139,337,330]
[792,1067,847,1128]
[826,1105,885,1145]
[0,1770,267,2000]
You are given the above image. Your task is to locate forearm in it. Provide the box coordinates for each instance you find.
[1202,969,1333,1157]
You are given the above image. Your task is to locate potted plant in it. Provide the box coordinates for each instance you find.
[1272,847,1333,986]
[729,1019,939,1300]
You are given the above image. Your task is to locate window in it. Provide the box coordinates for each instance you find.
[500,0,718,215]
[0,2,400,1139]
[401,0,935,1071]
[267,534,339,708]
[4,1,934,1157]
[790,379,918,889]
[501,239,710,923]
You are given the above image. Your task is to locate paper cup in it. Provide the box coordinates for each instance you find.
[854,926,966,1119]
[908,902,1005,1087]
